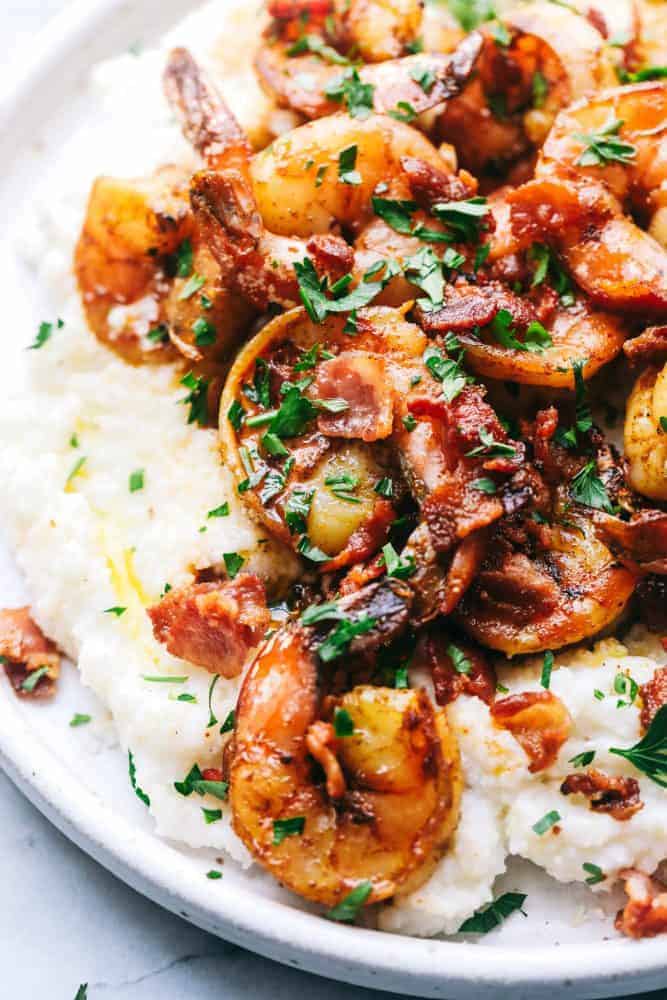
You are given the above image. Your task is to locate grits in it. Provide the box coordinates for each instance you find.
[0,0,666,938]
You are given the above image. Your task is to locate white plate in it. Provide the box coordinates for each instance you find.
[0,2,665,996]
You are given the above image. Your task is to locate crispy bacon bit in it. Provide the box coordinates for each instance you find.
[418,280,537,335]
[306,720,346,799]
[306,234,355,284]
[201,767,225,782]
[0,607,60,699]
[402,156,478,208]
[640,666,667,731]
[637,576,667,633]
[623,325,667,366]
[314,352,394,442]
[148,576,270,677]
[560,769,643,822]
[616,870,667,939]
[491,690,571,772]
[593,510,667,575]
[417,629,495,708]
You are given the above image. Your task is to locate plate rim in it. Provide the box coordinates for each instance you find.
[0,1,665,996]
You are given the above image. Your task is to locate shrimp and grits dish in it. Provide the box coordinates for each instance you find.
[4,0,667,941]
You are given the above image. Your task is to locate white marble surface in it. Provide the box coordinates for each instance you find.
[1,4,666,1000]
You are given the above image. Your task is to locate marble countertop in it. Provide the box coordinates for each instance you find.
[1,3,666,999]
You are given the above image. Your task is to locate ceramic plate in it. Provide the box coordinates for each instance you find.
[0,2,665,996]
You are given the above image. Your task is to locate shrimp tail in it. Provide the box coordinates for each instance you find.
[163,47,252,173]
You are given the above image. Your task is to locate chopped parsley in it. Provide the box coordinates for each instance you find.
[294,257,393,324]
[446,0,496,31]
[21,666,51,693]
[431,197,489,243]
[128,750,151,807]
[220,710,235,735]
[75,986,88,1000]
[465,426,516,459]
[129,468,145,493]
[540,650,554,690]
[324,68,375,119]
[569,461,613,513]
[174,762,228,800]
[394,664,409,689]
[573,116,637,167]
[193,317,217,346]
[223,552,245,579]
[459,892,527,934]
[447,643,472,675]
[374,477,393,498]
[388,101,417,123]
[326,881,373,922]
[207,870,223,880]
[326,472,360,503]
[28,317,64,350]
[423,344,469,402]
[617,64,667,84]
[402,414,417,432]
[297,536,331,563]
[318,615,377,663]
[243,358,271,409]
[287,32,350,65]
[141,674,188,683]
[528,242,574,304]
[582,862,605,885]
[614,671,638,708]
[410,64,436,93]
[208,502,230,518]
[104,606,127,617]
[174,238,194,278]
[69,713,92,727]
[301,600,346,626]
[338,144,361,185]
[285,487,315,535]
[532,70,548,108]
[371,196,418,235]
[660,416,667,433]
[207,674,220,728]
[147,324,169,344]
[334,706,355,737]
[569,749,595,768]
[382,542,417,580]
[610,705,667,787]
[490,21,511,46]
[179,372,209,426]
[532,810,560,835]
[471,477,496,494]
[490,310,552,353]
[202,808,223,824]
[272,816,306,845]
[178,273,206,301]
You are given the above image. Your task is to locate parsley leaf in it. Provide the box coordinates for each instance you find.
[610,705,667,787]
[490,310,552,353]
[447,643,472,675]
[532,810,561,835]
[334,706,355,737]
[129,469,145,493]
[574,116,637,167]
[208,503,230,518]
[287,33,350,65]
[285,487,315,535]
[180,372,209,426]
[570,461,613,513]
[569,749,595,767]
[128,750,151,808]
[423,344,469,402]
[582,862,605,885]
[338,144,361,185]
[540,650,554,690]
[21,666,51,693]
[272,816,306,844]
[69,713,92,727]
[174,238,194,278]
[223,552,245,579]
[28,317,64,350]
[324,68,375,119]
[465,426,516,458]
[326,881,373,921]
[382,542,417,580]
[446,0,496,31]
[459,892,527,934]
[431,197,489,243]
[318,615,377,663]
[371,196,418,235]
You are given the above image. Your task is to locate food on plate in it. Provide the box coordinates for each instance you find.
[4,0,667,942]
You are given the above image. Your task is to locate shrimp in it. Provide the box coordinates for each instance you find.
[265,0,424,64]
[435,2,618,177]
[624,363,667,501]
[74,167,191,364]
[254,34,483,123]
[507,82,667,315]
[230,618,462,909]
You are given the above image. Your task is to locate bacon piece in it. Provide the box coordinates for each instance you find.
[593,510,667,575]
[417,629,495,708]
[560,769,643,822]
[401,156,478,208]
[314,352,394,442]
[148,576,270,677]
[306,234,355,284]
[623,325,667,366]
[418,280,537,335]
[616,870,667,939]
[491,690,571,772]
[637,576,667,633]
[640,666,667,731]
[0,608,60,699]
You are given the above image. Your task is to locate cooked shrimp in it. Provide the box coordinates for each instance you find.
[456,487,636,655]
[74,167,191,364]
[625,363,667,501]
[230,620,462,909]
[265,0,423,64]
[254,34,483,122]
[436,2,617,176]
[507,82,667,315]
